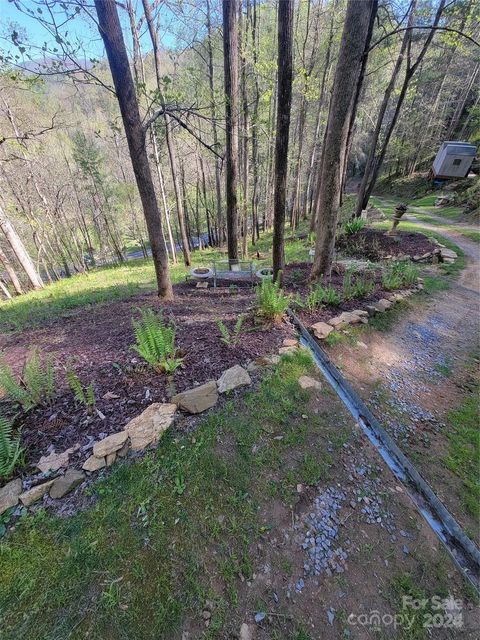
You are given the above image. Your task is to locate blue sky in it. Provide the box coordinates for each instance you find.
[0,0,182,67]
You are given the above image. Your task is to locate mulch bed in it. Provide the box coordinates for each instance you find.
[336,228,435,261]
[0,283,293,470]
[283,261,405,327]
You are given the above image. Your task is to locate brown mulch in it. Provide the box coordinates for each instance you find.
[283,261,399,326]
[0,283,293,469]
[336,227,435,261]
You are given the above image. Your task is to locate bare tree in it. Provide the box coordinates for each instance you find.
[94,0,173,298]
[0,203,44,289]
[272,0,294,283]
[311,0,376,279]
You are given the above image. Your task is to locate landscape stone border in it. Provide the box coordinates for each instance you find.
[1,346,299,516]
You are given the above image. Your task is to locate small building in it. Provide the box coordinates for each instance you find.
[432,141,477,179]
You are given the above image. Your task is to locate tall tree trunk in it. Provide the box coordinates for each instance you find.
[141,0,191,267]
[206,0,224,246]
[354,0,416,218]
[272,0,294,284]
[357,0,446,211]
[94,0,173,298]
[223,0,239,261]
[0,246,23,294]
[311,0,376,280]
[239,0,250,259]
[250,0,260,244]
[0,204,44,289]
[0,278,12,300]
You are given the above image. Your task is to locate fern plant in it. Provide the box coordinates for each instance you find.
[0,415,24,480]
[255,279,290,323]
[217,314,245,347]
[66,369,96,413]
[132,308,183,373]
[0,350,55,411]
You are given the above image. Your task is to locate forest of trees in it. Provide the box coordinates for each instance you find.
[0,0,478,297]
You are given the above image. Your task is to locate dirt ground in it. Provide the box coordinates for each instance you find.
[326,220,480,544]
[0,283,294,467]
[178,382,479,639]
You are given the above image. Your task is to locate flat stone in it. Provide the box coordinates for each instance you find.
[352,309,369,317]
[440,248,457,259]
[328,311,365,329]
[20,480,54,506]
[50,469,85,500]
[37,449,70,473]
[278,345,297,355]
[106,452,116,467]
[217,365,251,394]
[311,321,333,339]
[172,381,218,414]
[82,454,106,472]
[240,623,253,640]
[117,442,129,458]
[298,375,322,391]
[283,338,298,347]
[0,478,22,514]
[93,430,128,458]
[126,403,177,451]
[196,281,209,288]
[374,299,392,313]
[254,354,280,366]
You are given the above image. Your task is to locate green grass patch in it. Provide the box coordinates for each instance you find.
[444,380,480,518]
[0,350,343,639]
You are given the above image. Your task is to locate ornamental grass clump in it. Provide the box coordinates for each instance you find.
[132,308,183,374]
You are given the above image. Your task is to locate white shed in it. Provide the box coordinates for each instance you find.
[432,141,477,179]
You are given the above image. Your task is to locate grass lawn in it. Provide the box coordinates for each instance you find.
[0,351,334,639]
[0,233,313,333]
[444,376,480,520]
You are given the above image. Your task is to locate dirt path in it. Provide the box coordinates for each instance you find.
[329,207,480,540]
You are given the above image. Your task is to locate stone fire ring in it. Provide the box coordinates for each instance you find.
[190,267,213,279]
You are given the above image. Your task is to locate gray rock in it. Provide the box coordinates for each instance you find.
[217,365,251,394]
[20,480,54,506]
[50,469,85,499]
[172,381,218,414]
[0,478,22,514]
[36,449,70,473]
[240,623,253,640]
[298,376,322,391]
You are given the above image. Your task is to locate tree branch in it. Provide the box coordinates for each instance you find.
[369,26,480,52]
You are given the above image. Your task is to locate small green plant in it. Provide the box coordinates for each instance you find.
[351,275,375,299]
[342,219,365,235]
[66,369,96,413]
[132,308,183,373]
[317,285,341,306]
[342,268,355,300]
[255,279,290,323]
[0,415,24,480]
[382,261,418,290]
[217,314,245,347]
[305,287,323,311]
[0,350,55,411]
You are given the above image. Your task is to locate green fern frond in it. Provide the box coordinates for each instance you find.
[131,308,182,373]
[0,415,23,480]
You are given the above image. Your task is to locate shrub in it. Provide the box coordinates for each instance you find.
[0,350,55,411]
[132,308,183,374]
[255,279,290,323]
[0,415,24,480]
[217,314,245,347]
[66,370,96,413]
[342,219,366,236]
